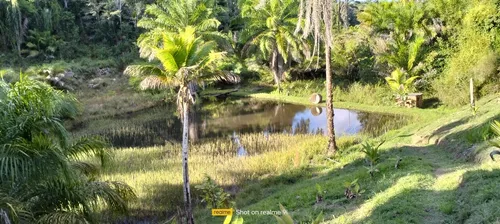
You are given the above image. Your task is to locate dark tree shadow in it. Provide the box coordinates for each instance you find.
[357,169,500,224]
[423,97,441,109]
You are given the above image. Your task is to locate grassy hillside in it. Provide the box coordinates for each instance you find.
[96,91,500,223]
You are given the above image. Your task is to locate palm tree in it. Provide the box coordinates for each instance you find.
[125,27,224,224]
[359,2,431,101]
[136,0,222,60]
[0,76,135,223]
[240,0,307,90]
[295,0,338,153]
[358,1,435,71]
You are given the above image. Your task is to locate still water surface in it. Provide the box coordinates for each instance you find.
[69,99,408,148]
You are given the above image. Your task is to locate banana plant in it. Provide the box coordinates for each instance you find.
[361,140,385,177]
[385,68,419,105]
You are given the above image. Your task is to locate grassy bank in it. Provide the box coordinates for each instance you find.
[195,93,500,223]
[97,134,358,222]
[95,91,500,223]
[202,85,450,120]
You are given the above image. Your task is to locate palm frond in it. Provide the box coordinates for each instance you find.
[38,211,89,224]
[65,137,109,166]
[139,75,173,90]
[124,64,165,78]
[71,161,100,178]
[0,192,34,224]
[85,181,136,214]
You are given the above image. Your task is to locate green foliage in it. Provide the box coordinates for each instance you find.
[22,29,62,59]
[434,1,500,107]
[361,140,385,177]
[490,120,500,149]
[0,77,135,223]
[343,178,365,199]
[315,183,324,203]
[240,0,306,87]
[385,69,419,97]
[274,204,323,224]
[332,27,376,82]
[471,104,480,116]
[465,122,495,144]
[136,0,223,60]
[126,26,224,109]
[195,175,231,209]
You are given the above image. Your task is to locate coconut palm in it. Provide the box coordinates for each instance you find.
[0,76,135,224]
[295,0,338,153]
[136,0,222,60]
[125,26,224,224]
[240,0,306,90]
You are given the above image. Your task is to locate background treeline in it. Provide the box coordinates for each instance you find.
[0,0,499,107]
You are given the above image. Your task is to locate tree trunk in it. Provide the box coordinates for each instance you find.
[270,48,285,92]
[189,107,199,143]
[182,102,194,224]
[325,36,337,154]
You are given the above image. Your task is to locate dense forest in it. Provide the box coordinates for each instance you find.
[1,0,498,106]
[1,0,500,223]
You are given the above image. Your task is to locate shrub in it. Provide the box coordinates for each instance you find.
[434,0,500,107]
[195,175,232,209]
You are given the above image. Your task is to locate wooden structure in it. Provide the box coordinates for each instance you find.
[406,93,423,108]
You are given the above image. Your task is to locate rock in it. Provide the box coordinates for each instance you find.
[88,77,107,89]
[310,106,323,116]
[309,93,322,104]
[56,70,74,79]
[45,70,79,91]
[96,67,113,76]
[46,76,73,91]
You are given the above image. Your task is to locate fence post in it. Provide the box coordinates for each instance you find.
[470,78,474,107]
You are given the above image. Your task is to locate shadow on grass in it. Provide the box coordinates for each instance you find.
[423,97,441,109]
[105,111,500,223]
[357,168,500,224]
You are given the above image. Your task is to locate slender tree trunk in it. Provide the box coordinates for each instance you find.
[189,107,199,143]
[182,102,194,224]
[325,34,337,154]
[271,48,285,92]
[271,48,281,92]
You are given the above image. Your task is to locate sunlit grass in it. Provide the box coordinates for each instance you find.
[97,133,358,222]
[93,93,500,223]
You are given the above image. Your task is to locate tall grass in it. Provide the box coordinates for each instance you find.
[278,80,393,106]
[97,134,357,222]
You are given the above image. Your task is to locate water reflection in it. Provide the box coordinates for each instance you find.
[68,99,408,148]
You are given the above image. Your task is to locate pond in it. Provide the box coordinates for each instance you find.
[68,99,409,148]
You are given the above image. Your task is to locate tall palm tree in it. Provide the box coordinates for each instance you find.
[240,0,307,90]
[125,27,224,224]
[295,0,338,153]
[136,0,222,60]
[0,76,135,223]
